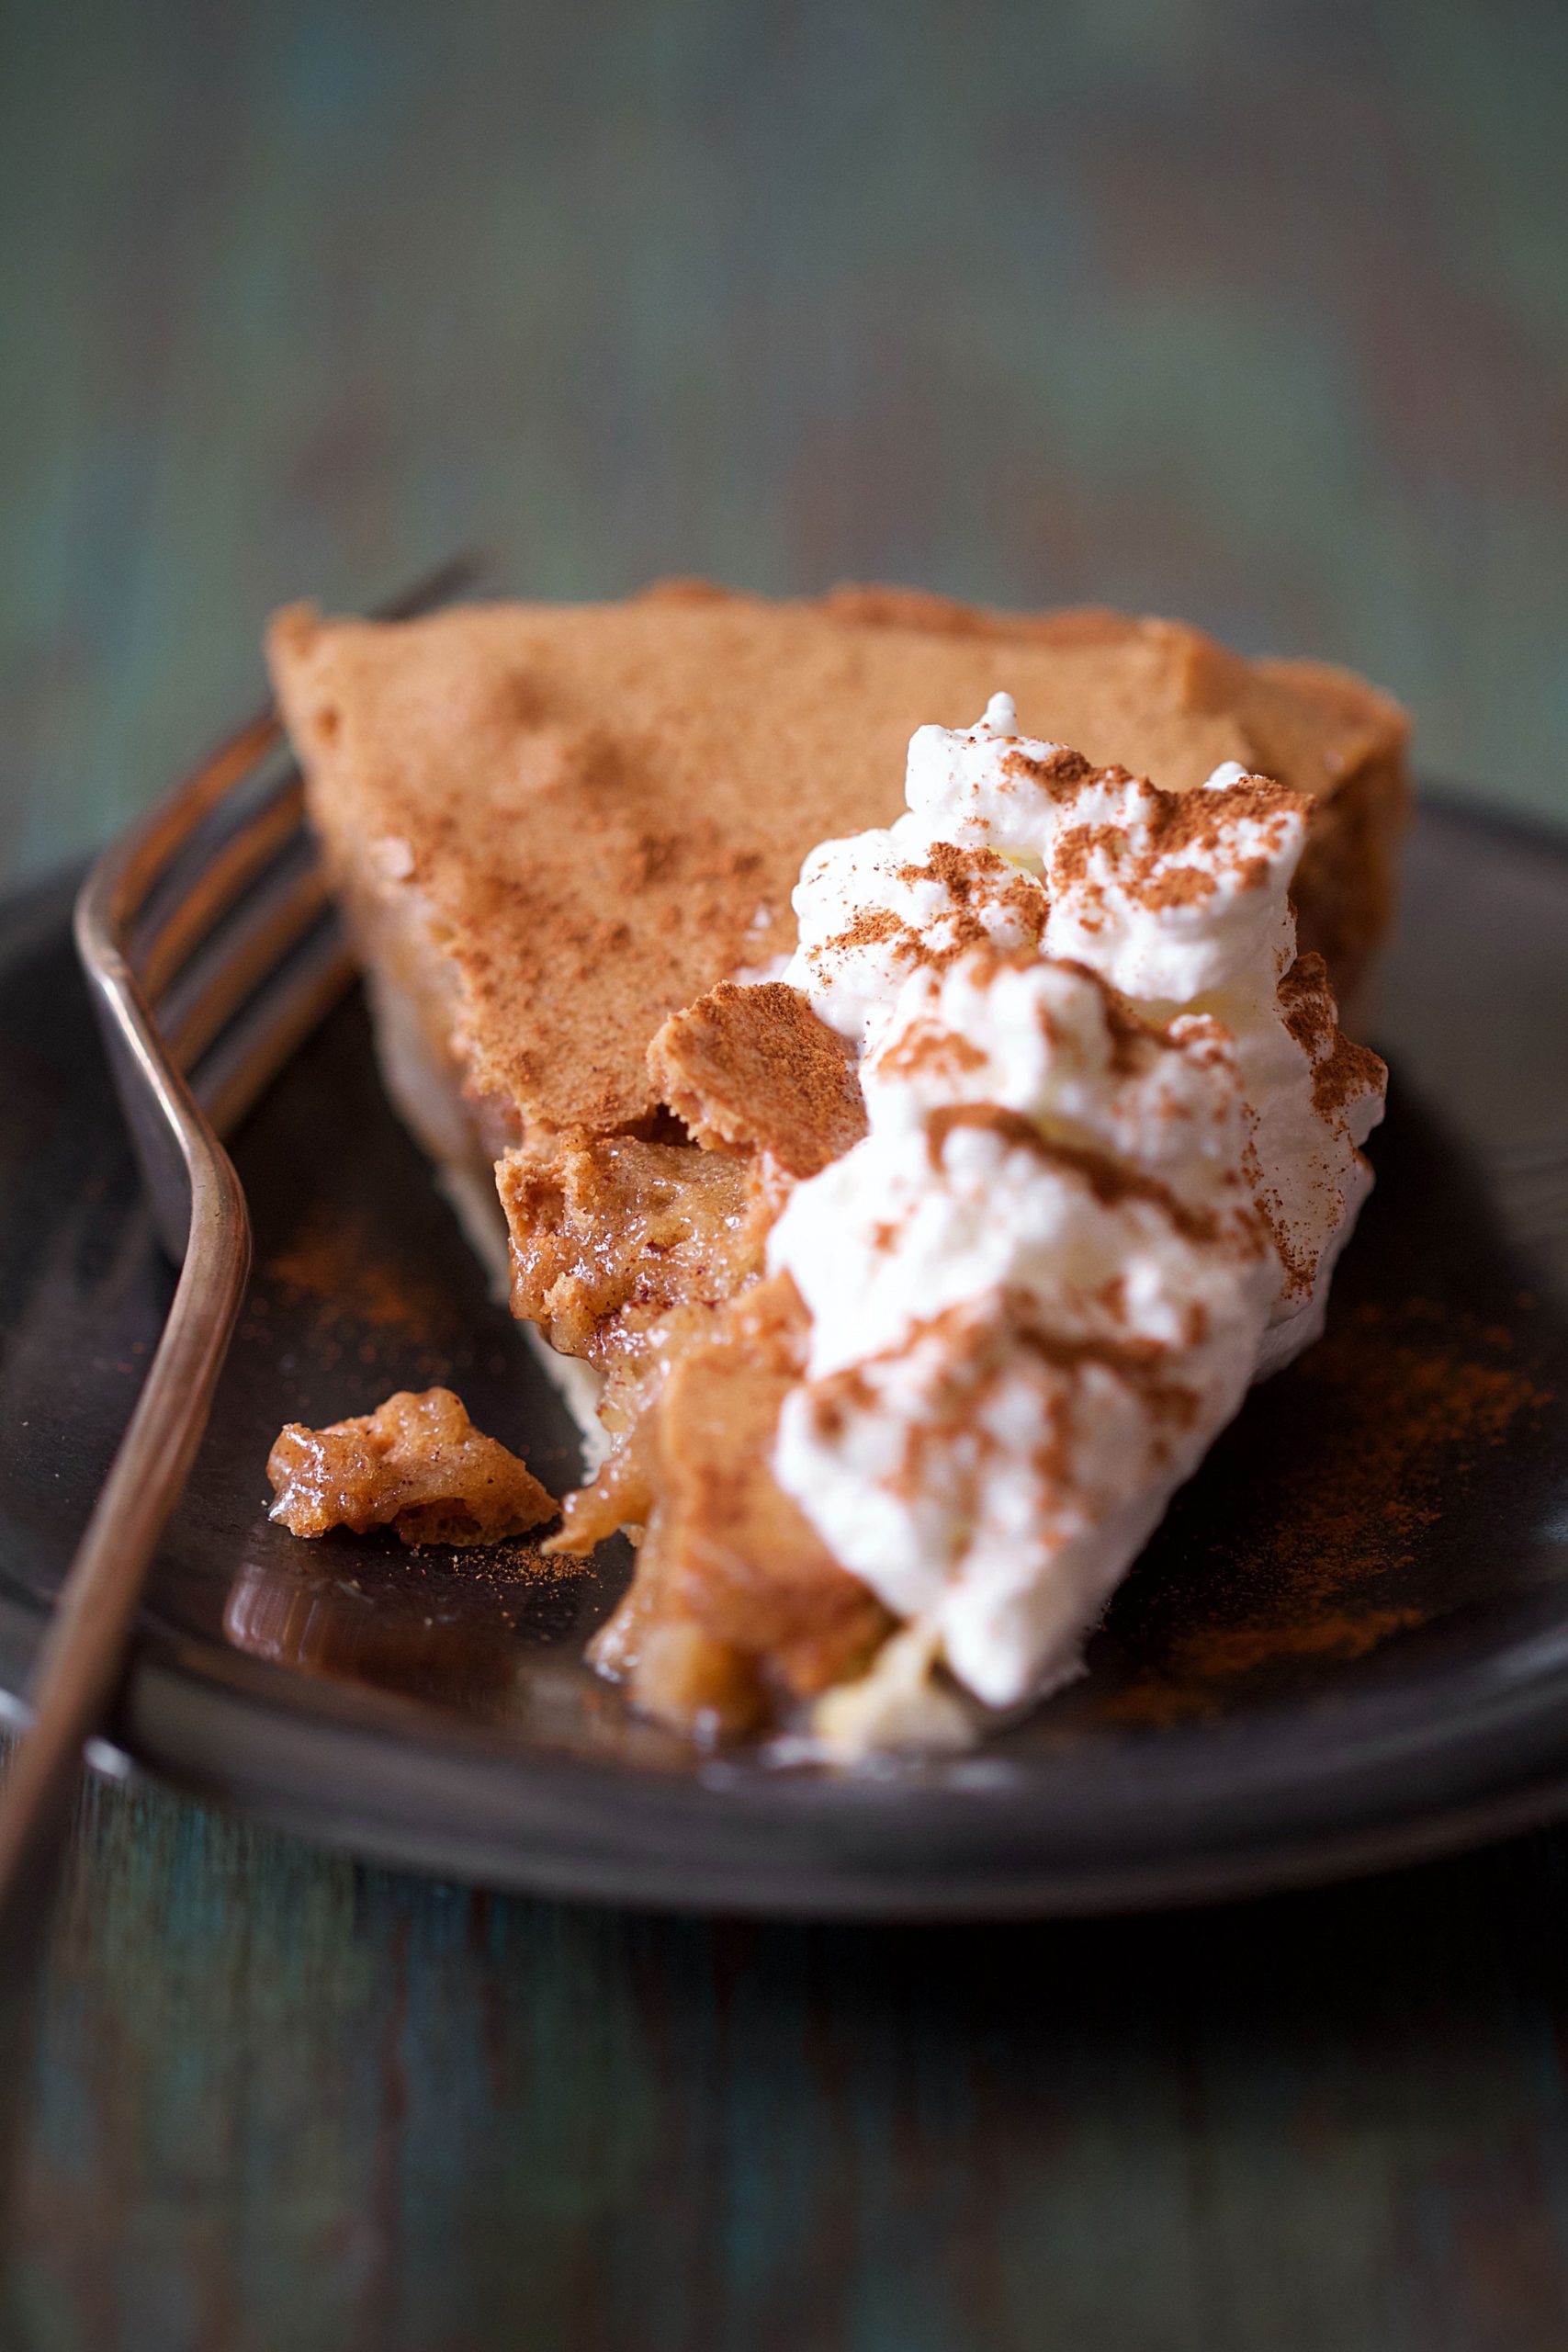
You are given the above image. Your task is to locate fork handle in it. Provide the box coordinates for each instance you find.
[0,1005,250,1939]
[0,557,480,1949]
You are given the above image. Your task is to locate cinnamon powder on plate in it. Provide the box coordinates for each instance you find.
[1108,1298,1549,1725]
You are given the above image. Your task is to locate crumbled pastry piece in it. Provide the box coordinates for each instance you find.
[266,1387,556,1546]
[647,980,867,1175]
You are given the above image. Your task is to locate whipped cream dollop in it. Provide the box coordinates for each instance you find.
[762,695,1385,1719]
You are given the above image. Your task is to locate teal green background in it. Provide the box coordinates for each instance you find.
[6,4,1568,2344]
[5,0,1568,891]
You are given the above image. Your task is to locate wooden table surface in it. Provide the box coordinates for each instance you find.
[4,2,1568,2344]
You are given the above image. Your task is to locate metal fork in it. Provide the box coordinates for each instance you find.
[0,557,478,1942]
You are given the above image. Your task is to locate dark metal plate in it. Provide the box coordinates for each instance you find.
[2,801,1566,1916]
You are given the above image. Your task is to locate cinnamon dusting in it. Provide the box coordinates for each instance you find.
[924,1104,1231,1247]
[1279,951,1386,1130]
[269,1211,452,1341]
[1107,1303,1549,1724]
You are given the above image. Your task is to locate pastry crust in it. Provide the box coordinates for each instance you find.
[268,580,1409,1159]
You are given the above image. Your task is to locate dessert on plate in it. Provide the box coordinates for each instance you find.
[266,582,1407,1749]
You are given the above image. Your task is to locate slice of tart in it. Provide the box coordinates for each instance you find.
[267,583,1405,1746]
